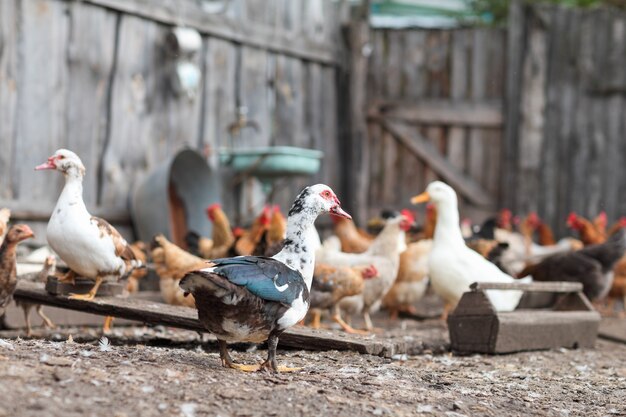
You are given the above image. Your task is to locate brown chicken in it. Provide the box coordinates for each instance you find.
[422,204,437,240]
[151,234,207,308]
[234,206,271,256]
[0,225,35,326]
[383,239,432,319]
[264,206,286,257]
[308,264,377,332]
[567,212,606,246]
[607,218,626,237]
[537,221,556,246]
[332,216,372,253]
[16,256,56,335]
[125,241,148,293]
[0,208,10,246]
[187,203,237,260]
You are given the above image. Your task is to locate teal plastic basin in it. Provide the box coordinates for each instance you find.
[219,146,323,178]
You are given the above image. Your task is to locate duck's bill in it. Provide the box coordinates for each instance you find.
[411,192,430,205]
[330,205,352,219]
[35,160,56,170]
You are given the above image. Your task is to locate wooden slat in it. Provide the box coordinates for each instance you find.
[81,0,339,65]
[13,0,69,206]
[65,2,118,207]
[0,200,131,224]
[12,281,442,357]
[382,119,493,207]
[470,281,583,293]
[0,0,18,201]
[378,100,503,127]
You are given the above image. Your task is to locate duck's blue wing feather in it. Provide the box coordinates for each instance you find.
[210,256,306,304]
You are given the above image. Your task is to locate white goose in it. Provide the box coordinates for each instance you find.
[36,149,142,300]
[411,181,530,316]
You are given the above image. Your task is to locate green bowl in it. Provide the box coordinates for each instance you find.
[219,146,323,178]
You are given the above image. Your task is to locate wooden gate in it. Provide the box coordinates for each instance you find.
[363,27,506,221]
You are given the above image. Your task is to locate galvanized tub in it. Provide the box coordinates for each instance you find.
[131,149,221,245]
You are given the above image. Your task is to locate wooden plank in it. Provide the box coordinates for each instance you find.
[345,20,371,226]
[502,0,526,211]
[402,30,427,101]
[65,2,118,207]
[599,318,626,344]
[0,0,18,200]
[13,281,446,357]
[468,29,489,193]
[470,281,583,293]
[238,47,272,148]
[82,0,339,65]
[378,100,503,127]
[516,10,548,215]
[383,119,493,207]
[447,30,470,179]
[0,200,131,224]
[100,15,160,209]
[319,66,339,191]
[201,37,238,170]
[425,30,450,98]
[13,0,70,206]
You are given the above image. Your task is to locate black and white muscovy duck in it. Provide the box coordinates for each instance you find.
[35,149,143,300]
[179,184,351,373]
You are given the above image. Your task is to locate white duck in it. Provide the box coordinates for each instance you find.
[411,181,529,317]
[36,149,142,300]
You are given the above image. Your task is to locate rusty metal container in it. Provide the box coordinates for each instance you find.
[448,282,601,354]
[130,149,222,246]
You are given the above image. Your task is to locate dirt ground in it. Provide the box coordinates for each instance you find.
[0,325,625,417]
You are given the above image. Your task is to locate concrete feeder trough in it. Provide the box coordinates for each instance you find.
[447,281,601,354]
[131,149,221,247]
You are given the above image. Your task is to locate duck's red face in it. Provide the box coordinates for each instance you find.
[320,189,351,219]
[361,265,378,280]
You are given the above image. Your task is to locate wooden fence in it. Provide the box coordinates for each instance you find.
[0,0,345,239]
[504,2,626,237]
[363,27,507,221]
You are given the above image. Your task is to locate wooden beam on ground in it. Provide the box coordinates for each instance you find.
[376,99,503,128]
[13,281,446,357]
[470,281,583,293]
[382,119,494,207]
[599,318,626,344]
[81,0,339,65]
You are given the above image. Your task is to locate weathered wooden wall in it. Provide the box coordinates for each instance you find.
[365,27,506,221]
[0,0,344,239]
[504,3,626,237]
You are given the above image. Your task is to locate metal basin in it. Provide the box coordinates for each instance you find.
[219,146,323,178]
[131,149,221,244]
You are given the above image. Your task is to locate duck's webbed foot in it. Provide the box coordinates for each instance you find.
[218,339,261,372]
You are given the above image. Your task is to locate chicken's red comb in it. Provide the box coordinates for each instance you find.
[619,217,626,226]
[566,212,579,227]
[596,211,607,224]
[361,265,378,279]
[206,203,221,213]
[272,205,281,214]
[232,227,244,237]
[400,209,416,223]
[527,212,540,223]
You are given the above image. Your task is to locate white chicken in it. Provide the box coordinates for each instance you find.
[411,181,530,318]
[35,149,143,300]
[316,214,409,331]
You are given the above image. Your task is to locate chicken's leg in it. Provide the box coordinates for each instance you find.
[309,309,322,329]
[258,333,300,373]
[103,316,114,334]
[58,270,76,285]
[69,276,103,301]
[23,307,32,337]
[332,305,368,335]
[36,305,55,329]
